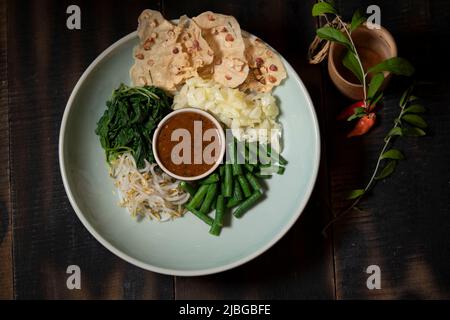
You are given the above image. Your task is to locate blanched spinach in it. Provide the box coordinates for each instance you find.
[95,84,172,168]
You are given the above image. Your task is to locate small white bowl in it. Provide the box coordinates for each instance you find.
[152,108,226,181]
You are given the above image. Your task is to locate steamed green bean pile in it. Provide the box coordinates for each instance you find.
[180,141,287,236]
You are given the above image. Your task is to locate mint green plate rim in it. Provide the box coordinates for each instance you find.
[59,31,321,276]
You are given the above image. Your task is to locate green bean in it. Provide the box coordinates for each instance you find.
[221,181,226,195]
[209,223,222,237]
[225,180,244,208]
[236,140,257,165]
[251,142,271,165]
[210,192,218,211]
[259,144,288,169]
[180,181,196,197]
[224,164,233,197]
[216,195,225,225]
[237,175,252,198]
[233,179,244,201]
[226,197,242,208]
[244,164,256,172]
[266,144,288,165]
[209,223,221,235]
[254,172,272,179]
[232,163,243,176]
[228,138,237,162]
[186,205,214,226]
[209,195,225,236]
[209,223,221,236]
[245,142,260,165]
[187,184,209,209]
[233,139,243,161]
[276,166,286,175]
[200,173,220,185]
[219,165,225,178]
[200,183,218,214]
[228,140,243,176]
[246,172,263,192]
[233,191,263,218]
[259,165,285,175]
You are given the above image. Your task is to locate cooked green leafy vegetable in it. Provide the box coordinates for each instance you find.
[95,84,172,168]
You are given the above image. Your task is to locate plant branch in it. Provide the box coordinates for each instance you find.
[322,87,413,236]
[335,15,368,107]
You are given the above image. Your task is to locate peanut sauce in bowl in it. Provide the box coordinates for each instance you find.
[152,108,226,181]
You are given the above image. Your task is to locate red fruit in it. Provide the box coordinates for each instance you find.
[347,113,376,138]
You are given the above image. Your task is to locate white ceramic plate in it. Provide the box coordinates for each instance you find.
[59,31,320,276]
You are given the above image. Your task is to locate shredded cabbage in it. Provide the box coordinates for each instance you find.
[173,77,282,143]
[110,153,190,221]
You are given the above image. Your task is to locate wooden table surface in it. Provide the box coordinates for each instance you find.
[1,0,449,300]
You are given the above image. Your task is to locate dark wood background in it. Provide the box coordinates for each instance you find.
[0,0,449,299]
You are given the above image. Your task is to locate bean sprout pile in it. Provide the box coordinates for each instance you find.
[110,153,190,221]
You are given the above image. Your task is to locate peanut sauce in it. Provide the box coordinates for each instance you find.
[156,111,221,177]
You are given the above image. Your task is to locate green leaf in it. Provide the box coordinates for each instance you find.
[402,127,426,137]
[312,2,337,16]
[368,57,415,76]
[367,73,384,99]
[343,50,364,84]
[347,113,366,121]
[402,114,428,128]
[381,149,405,160]
[347,189,365,200]
[387,127,403,137]
[404,104,426,114]
[316,27,353,51]
[409,95,419,102]
[369,91,383,107]
[399,86,414,107]
[347,107,366,121]
[350,9,366,31]
[354,107,366,114]
[95,84,172,169]
[375,160,397,180]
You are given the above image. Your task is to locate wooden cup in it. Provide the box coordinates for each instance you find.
[328,23,398,101]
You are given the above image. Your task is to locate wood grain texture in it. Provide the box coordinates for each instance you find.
[8,0,173,299]
[0,0,13,300]
[162,0,336,299]
[5,0,450,300]
[327,0,450,299]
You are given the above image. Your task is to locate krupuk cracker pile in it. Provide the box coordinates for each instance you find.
[130,10,286,93]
